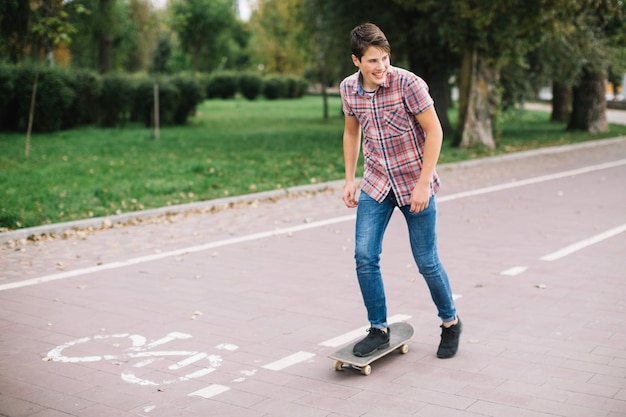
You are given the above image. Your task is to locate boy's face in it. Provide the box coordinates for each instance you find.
[352,46,390,91]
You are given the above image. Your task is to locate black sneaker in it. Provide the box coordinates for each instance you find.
[437,317,462,359]
[353,327,390,357]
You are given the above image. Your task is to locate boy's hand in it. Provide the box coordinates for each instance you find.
[410,182,430,213]
[343,183,358,208]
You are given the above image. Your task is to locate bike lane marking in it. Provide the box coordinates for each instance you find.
[540,222,626,261]
[188,384,231,399]
[261,351,316,371]
[500,222,626,277]
[45,332,236,387]
[2,159,624,293]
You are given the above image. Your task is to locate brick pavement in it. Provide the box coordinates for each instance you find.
[1,137,625,417]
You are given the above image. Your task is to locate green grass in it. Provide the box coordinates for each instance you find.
[1,96,625,230]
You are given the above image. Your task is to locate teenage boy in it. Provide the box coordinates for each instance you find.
[340,23,462,359]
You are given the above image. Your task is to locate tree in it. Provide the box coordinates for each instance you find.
[391,0,459,137]
[531,0,625,130]
[565,0,625,133]
[247,0,309,74]
[97,0,115,73]
[312,0,559,148]
[67,0,161,73]
[448,1,565,149]
[26,0,84,157]
[0,0,31,63]
[123,0,160,72]
[169,0,238,72]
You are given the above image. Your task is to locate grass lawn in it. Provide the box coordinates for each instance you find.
[1,95,625,230]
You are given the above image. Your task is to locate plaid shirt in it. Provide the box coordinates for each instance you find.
[340,66,440,206]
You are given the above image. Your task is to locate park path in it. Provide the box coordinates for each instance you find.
[0,111,625,416]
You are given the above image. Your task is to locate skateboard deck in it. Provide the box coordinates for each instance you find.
[329,321,414,375]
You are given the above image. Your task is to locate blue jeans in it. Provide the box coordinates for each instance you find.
[354,191,457,328]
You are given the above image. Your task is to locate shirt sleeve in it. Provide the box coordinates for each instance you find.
[339,79,355,117]
[402,74,434,115]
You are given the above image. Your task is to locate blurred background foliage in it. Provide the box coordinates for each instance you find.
[1,0,625,145]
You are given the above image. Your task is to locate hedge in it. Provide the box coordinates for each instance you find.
[206,71,238,99]
[0,65,309,133]
[238,71,263,100]
[133,76,181,126]
[100,73,135,127]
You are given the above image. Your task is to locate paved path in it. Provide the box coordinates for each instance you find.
[1,136,625,417]
[524,102,626,125]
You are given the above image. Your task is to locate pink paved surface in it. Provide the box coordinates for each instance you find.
[1,137,625,417]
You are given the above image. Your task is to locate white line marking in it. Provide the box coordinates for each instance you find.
[452,293,463,300]
[188,384,230,399]
[438,159,626,203]
[2,159,624,292]
[168,352,207,370]
[501,266,528,276]
[319,314,412,348]
[130,332,191,351]
[261,351,315,371]
[0,215,354,291]
[540,223,626,261]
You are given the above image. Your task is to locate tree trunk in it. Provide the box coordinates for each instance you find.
[551,81,571,122]
[98,0,114,74]
[567,67,608,133]
[191,42,200,73]
[418,67,453,137]
[405,43,453,137]
[25,70,40,159]
[455,48,498,149]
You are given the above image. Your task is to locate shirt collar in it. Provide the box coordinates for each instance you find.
[355,66,395,95]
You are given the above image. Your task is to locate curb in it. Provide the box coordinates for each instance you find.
[0,181,344,245]
[2,136,624,245]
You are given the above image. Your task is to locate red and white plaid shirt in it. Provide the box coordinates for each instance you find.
[340,66,440,206]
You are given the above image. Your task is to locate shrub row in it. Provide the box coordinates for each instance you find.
[0,65,309,132]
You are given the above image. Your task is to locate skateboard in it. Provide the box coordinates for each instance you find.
[329,321,414,376]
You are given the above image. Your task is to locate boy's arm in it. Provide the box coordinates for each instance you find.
[343,115,362,208]
[410,105,443,213]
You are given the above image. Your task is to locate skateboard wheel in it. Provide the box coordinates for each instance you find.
[334,361,344,371]
[399,344,409,354]
[361,365,372,376]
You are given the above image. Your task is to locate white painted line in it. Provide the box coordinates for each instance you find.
[3,159,624,292]
[438,159,626,203]
[540,223,626,261]
[501,266,528,276]
[0,215,355,292]
[168,352,207,370]
[261,351,315,371]
[452,293,463,300]
[319,313,412,348]
[188,384,230,399]
[183,367,217,379]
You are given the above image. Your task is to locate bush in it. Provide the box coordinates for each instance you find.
[133,77,181,127]
[63,69,101,129]
[262,75,288,100]
[99,73,135,127]
[170,73,204,124]
[9,65,75,133]
[285,75,309,98]
[238,72,263,100]
[207,71,238,99]
[0,68,308,133]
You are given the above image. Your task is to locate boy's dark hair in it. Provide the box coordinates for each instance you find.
[350,23,391,61]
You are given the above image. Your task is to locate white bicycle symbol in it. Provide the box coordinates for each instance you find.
[46,332,236,386]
